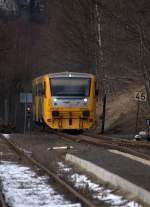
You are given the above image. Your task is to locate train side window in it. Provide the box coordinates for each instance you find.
[37,83,42,96]
[42,81,46,96]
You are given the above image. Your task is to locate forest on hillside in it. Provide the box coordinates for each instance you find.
[0,0,150,130]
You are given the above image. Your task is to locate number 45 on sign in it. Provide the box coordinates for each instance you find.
[135,91,147,102]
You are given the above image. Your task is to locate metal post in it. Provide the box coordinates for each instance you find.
[27,118,31,133]
[4,99,8,126]
[101,93,106,134]
[148,126,150,137]
[135,101,140,134]
[24,96,27,134]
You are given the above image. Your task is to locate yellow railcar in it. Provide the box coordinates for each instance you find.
[32,72,96,130]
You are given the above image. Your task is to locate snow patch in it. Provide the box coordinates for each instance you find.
[2,134,11,139]
[0,161,81,207]
[57,162,143,207]
[57,161,72,172]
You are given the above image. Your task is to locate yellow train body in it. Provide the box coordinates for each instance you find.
[32,72,96,130]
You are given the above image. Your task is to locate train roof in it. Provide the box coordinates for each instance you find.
[33,72,94,82]
[48,72,94,78]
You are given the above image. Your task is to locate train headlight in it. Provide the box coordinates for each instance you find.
[83,98,88,103]
[54,98,57,102]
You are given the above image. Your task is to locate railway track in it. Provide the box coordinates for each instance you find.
[54,131,150,161]
[0,135,97,207]
[85,132,150,149]
[0,132,146,207]
[0,191,8,207]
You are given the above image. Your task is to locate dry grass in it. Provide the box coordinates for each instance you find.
[96,81,150,134]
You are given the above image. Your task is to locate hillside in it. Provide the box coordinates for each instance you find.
[0,0,149,133]
[96,80,149,135]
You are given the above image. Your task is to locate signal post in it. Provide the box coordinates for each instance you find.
[134,91,147,134]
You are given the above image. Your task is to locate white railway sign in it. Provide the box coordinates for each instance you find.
[135,91,147,102]
[145,119,150,126]
[20,93,32,103]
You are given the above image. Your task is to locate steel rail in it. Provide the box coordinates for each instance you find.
[84,132,150,149]
[55,132,150,161]
[0,191,8,207]
[80,137,150,161]
[2,137,97,207]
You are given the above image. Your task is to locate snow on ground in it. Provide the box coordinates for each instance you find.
[57,162,143,207]
[1,134,32,156]
[0,161,81,207]
[2,134,11,139]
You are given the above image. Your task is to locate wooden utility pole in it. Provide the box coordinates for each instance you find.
[136,22,150,107]
[95,0,104,98]
[4,99,8,126]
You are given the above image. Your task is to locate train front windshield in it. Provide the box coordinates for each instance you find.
[50,78,91,97]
